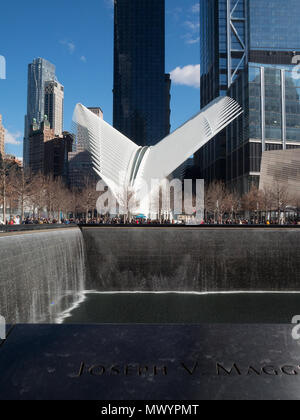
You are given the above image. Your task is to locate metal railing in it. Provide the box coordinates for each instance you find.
[78,223,300,229]
[1,223,300,233]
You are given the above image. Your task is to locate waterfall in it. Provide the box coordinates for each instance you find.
[0,228,86,323]
[81,227,300,293]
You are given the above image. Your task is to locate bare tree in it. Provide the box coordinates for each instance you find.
[0,159,9,223]
[115,184,137,223]
[48,177,68,221]
[58,183,74,221]
[9,167,33,221]
[205,181,229,223]
[6,169,19,220]
[79,176,98,221]
[242,187,263,222]
[30,174,46,219]
[68,189,81,220]
[290,190,300,222]
[226,190,241,221]
[261,185,274,219]
[271,181,291,224]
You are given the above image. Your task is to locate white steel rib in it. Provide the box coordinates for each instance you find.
[73,96,243,200]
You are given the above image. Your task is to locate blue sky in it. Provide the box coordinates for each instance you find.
[0,0,200,158]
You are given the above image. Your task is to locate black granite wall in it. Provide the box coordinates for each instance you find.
[81,227,300,292]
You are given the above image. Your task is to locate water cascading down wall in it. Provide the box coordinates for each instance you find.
[81,227,300,293]
[0,228,86,323]
[1,226,300,323]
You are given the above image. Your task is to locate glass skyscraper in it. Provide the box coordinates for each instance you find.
[24,58,56,168]
[198,0,247,182]
[198,0,300,194]
[113,0,170,147]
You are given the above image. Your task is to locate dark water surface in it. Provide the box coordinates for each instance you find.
[64,292,300,324]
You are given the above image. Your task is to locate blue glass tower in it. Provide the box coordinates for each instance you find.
[197,0,247,183]
[113,0,170,147]
[24,58,56,168]
[198,0,300,194]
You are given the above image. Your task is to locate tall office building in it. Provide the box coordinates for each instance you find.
[44,132,73,179]
[197,0,300,194]
[113,0,171,147]
[68,108,104,189]
[24,58,56,168]
[28,118,73,179]
[44,80,64,137]
[197,0,247,184]
[0,114,5,159]
[28,119,55,174]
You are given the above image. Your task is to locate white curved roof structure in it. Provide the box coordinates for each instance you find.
[73,96,242,202]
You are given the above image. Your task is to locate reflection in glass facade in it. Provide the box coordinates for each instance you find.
[198,0,247,183]
[113,0,170,147]
[200,0,247,107]
[200,0,225,106]
[250,0,300,51]
[24,58,56,168]
[198,0,300,195]
[227,63,300,191]
[285,70,300,141]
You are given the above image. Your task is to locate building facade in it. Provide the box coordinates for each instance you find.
[24,58,56,168]
[88,107,103,119]
[44,132,73,179]
[44,80,64,137]
[68,150,96,189]
[0,114,5,159]
[29,118,73,179]
[28,119,55,175]
[4,155,23,169]
[197,0,300,195]
[113,0,171,146]
[68,107,104,189]
[227,63,300,193]
[197,0,248,183]
[259,149,300,196]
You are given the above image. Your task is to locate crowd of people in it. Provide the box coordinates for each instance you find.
[205,218,300,226]
[2,215,300,226]
[1,216,73,226]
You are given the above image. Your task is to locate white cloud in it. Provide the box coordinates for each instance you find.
[5,129,22,145]
[105,0,114,8]
[60,40,76,54]
[170,65,200,89]
[191,3,200,14]
[184,19,200,45]
[80,55,87,63]
[185,20,200,32]
[186,37,200,45]
[167,6,183,22]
